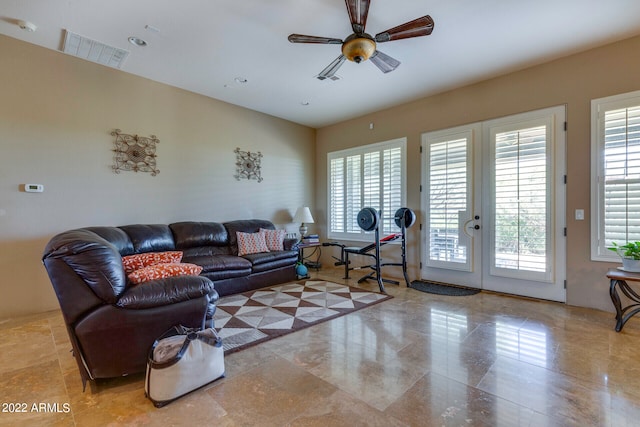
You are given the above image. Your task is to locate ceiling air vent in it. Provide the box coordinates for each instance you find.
[62,30,129,69]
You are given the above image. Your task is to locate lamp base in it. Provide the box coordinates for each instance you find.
[299,224,308,238]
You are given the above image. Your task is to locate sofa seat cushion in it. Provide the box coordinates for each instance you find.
[182,254,252,280]
[117,275,214,309]
[182,246,232,257]
[242,250,298,273]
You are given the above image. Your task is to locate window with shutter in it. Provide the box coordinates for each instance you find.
[328,138,406,240]
[591,90,640,261]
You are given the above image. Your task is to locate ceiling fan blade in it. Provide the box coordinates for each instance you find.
[375,15,435,42]
[288,34,343,44]
[317,55,347,80]
[345,0,371,34]
[370,50,400,74]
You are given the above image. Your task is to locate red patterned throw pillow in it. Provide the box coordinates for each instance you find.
[260,228,285,251]
[128,263,203,285]
[237,231,269,256]
[122,251,183,274]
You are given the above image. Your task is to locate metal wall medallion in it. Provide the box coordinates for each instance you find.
[234,147,263,182]
[111,129,160,176]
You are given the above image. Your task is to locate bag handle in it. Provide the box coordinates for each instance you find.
[148,326,221,369]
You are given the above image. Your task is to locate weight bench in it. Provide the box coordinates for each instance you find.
[324,233,404,285]
[323,207,415,293]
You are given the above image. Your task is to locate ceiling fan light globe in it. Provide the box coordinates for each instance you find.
[342,36,376,63]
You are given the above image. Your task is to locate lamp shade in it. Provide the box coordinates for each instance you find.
[293,207,314,224]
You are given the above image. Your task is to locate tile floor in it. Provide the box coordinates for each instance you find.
[2,267,640,426]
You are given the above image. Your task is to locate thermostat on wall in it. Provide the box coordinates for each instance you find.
[24,184,44,193]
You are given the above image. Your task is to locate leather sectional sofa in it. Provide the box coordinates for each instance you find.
[42,219,298,388]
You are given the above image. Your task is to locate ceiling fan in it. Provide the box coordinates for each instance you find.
[288,0,434,80]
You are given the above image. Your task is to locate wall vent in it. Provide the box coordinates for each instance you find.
[62,30,129,69]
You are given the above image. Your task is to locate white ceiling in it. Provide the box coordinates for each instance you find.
[2,0,640,128]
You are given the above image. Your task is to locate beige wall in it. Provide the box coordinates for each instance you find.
[5,32,640,319]
[0,35,316,319]
[316,34,640,312]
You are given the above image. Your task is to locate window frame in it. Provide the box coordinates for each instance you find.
[591,89,640,261]
[327,137,407,241]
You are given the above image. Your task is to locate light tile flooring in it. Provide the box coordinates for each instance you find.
[2,267,640,426]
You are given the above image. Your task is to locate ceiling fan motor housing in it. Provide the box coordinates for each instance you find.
[342,34,376,63]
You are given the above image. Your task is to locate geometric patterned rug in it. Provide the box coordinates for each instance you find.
[214,280,392,354]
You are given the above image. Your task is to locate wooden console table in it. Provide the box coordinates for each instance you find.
[607,268,640,332]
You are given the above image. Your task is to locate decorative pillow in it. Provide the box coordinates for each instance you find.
[236,231,269,256]
[260,228,286,251]
[122,251,183,274]
[128,263,203,285]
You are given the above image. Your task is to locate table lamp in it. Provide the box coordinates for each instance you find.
[293,207,314,237]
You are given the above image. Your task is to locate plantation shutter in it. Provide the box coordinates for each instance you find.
[602,105,640,246]
[329,158,345,233]
[592,91,640,260]
[328,138,406,240]
[382,147,403,233]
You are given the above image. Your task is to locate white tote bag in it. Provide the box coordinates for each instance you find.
[145,325,225,407]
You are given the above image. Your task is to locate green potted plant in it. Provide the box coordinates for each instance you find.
[608,241,640,272]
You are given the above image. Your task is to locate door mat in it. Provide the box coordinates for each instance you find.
[409,280,480,296]
[214,280,392,354]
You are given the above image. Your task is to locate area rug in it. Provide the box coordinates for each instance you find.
[409,280,481,296]
[214,280,392,354]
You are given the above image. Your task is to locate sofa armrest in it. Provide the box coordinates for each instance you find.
[117,275,215,309]
[284,237,299,251]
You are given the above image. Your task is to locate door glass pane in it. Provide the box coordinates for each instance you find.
[494,126,547,272]
[428,138,468,264]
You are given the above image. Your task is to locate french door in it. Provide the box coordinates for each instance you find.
[420,106,566,302]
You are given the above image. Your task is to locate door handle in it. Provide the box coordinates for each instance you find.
[462,219,480,237]
[462,219,475,237]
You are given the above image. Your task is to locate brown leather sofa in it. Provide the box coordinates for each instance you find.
[42,219,298,388]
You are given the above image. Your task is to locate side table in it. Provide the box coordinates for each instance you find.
[298,242,321,270]
[607,268,640,332]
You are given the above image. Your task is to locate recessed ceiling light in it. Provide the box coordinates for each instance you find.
[17,20,37,32]
[128,37,147,47]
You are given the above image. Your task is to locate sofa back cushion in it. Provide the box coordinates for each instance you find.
[170,222,229,249]
[120,224,175,254]
[85,226,135,255]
